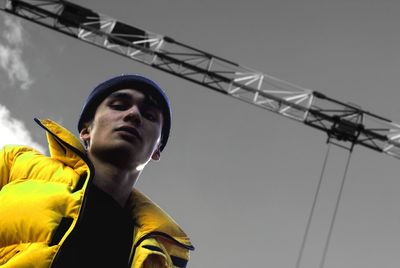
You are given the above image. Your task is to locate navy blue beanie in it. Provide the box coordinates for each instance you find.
[78,74,171,152]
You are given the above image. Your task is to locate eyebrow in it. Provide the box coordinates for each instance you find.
[108,91,160,108]
[108,91,133,100]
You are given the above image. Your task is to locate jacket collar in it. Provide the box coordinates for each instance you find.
[35,118,88,176]
[35,118,194,249]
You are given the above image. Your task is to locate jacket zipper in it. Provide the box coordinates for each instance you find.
[34,118,96,268]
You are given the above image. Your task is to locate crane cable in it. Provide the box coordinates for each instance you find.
[319,148,352,268]
[295,143,353,268]
[295,143,331,268]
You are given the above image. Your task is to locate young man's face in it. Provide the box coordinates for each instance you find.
[80,88,164,169]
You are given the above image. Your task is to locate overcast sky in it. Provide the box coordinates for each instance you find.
[1,1,400,267]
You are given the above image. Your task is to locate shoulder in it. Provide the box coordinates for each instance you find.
[0,144,44,162]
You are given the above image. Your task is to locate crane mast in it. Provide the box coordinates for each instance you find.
[3,0,400,158]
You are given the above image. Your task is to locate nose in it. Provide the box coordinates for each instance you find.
[123,105,142,125]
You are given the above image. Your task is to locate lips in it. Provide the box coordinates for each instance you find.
[115,125,142,142]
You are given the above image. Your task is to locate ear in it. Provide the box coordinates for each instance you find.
[151,146,161,161]
[79,125,91,147]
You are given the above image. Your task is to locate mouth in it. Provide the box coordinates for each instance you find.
[115,126,142,142]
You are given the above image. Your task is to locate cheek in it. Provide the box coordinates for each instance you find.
[148,126,162,145]
[90,113,118,139]
[95,111,119,126]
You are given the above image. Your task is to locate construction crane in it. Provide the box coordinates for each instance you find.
[3,0,400,159]
[2,1,399,268]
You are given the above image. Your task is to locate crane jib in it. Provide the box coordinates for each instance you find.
[3,0,400,159]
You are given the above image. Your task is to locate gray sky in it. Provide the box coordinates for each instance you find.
[1,0,400,267]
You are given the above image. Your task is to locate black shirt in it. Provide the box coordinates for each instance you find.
[53,184,134,268]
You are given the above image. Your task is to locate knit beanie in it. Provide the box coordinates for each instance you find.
[77,74,171,151]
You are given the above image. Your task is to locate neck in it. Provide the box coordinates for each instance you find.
[88,153,141,207]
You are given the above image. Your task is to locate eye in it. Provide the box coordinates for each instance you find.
[109,100,129,110]
[143,110,157,121]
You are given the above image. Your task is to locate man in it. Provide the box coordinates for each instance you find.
[0,74,194,268]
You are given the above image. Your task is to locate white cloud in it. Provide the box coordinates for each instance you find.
[0,44,33,90]
[0,105,45,153]
[0,14,34,90]
[3,15,23,45]
[0,15,39,153]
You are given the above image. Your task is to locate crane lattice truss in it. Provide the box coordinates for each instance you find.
[4,0,400,158]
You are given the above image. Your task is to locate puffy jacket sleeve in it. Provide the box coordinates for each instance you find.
[0,145,39,190]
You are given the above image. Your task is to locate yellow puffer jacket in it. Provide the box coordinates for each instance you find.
[0,118,194,268]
